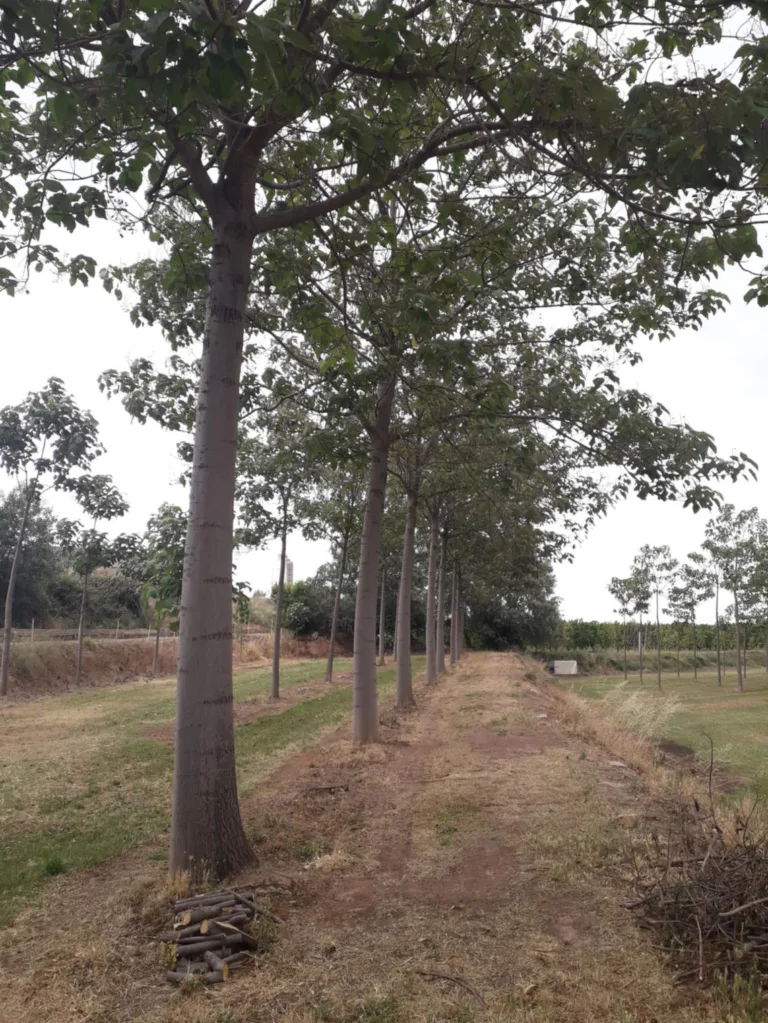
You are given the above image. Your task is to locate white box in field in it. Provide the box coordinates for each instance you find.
[553,660,578,676]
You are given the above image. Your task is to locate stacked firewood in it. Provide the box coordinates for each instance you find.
[158,886,283,985]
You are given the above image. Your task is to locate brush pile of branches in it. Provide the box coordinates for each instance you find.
[156,884,288,985]
[626,798,768,984]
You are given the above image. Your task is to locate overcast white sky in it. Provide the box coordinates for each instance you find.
[1,224,765,622]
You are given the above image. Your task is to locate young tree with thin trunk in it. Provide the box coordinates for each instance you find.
[0,380,104,696]
[377,569,387,668]
[312,468,363,684]
[73,477,128,686]
[627,568,652,685]
[142,505,187,675]
[608,576,633,681]
[237,416,317,699]
[634,546,678,691]
[703,505,759,694]
[424,500,440,685]
[436,528,449,676]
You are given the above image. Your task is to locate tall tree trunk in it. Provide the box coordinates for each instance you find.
[450,564,458,666]
[623,614,627,680]
[677,633,680,677]
[153,617,161,675]
[743,622,748,678]
[396,489,418,708]
[352,376,395,742]
[764,617,768,674]
[325,536,349,684]
[692,612,698,681]
[377,569,386,667]
[458,592,465,659]
[0,489,33,697]
[639,620,644,685]
[392,612,398,662]
[715,578,722,686]
[170,220,253,880]
[735,590,744,692]
[436,531,447,675]
[75,569,89,687]
[272,504,288,699]
[655,590,662,690]
[425,508,438,685]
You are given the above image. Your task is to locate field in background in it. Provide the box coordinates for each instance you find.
[566,669,768,795]
[538,646,767,675]
[0,656,421,924]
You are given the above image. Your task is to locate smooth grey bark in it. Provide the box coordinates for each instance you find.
[715,578,722,686]
[436,531,447,676]
[425,507,438,685]
[0,489,32,696]
[639,619,644,684]
[325,536,349,683]
[735,590,744,692]
[272,498,289,699]
[393,612,398,662]
[396,489,418,708]
[153,619,161,675]
[170,221,253,880]
[743,625,748,678]
[622,614,628,680]
[75,570,88,687]
[692,612,698,681]
[764,619,768,673]
[352,376,395,742]
[655,590,662,691]
[377,569,386,666]
[449,564,458,666]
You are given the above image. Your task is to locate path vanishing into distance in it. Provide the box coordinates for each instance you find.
[2,653,716,1022]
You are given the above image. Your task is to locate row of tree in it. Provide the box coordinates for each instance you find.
[556,619,762,657]
[609,506,768,691]
[4,0,768,880]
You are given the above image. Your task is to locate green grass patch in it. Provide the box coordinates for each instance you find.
[0,656,423,926]
[566,668,768,794]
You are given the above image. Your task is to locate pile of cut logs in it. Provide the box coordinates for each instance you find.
[158,887,280,985]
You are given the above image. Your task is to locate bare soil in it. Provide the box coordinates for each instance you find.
[0,653,721,1022]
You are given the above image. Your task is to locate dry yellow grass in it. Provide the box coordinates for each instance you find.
[0,652,736,1022]
[4,631,333,696]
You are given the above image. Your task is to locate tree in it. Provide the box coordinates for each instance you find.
[58,475,129,686]
[608,577,633,680]
[703,506,759,693]
[9,1,766,876]
[307,463,363,684]
[627,567,652,685]
[0,379,103,696]
[143,505,187,675]
[0,489,61,629]
[634,546,678,691]
[745,517,768,675]
[237,412,318,699]
[678,556,715,681]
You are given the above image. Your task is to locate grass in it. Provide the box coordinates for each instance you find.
[0,656,422,925]
[565,666,768,794]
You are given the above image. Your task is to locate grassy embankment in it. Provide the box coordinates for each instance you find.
[0,656,423,925]
[566,667,768,795]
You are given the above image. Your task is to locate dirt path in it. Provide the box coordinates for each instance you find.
[1,653,714,1023]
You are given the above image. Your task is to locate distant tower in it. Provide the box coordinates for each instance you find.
[285,558,294,586]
